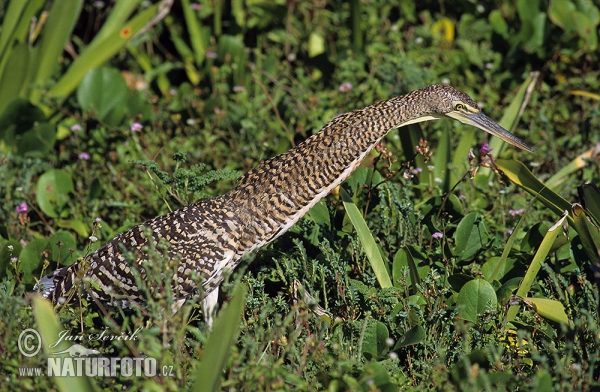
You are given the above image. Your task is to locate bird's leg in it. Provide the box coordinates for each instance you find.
[202,289,219,329]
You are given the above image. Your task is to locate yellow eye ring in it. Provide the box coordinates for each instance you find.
[455,103,465,111]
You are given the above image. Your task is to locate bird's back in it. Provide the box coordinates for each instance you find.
[41,196,239,306]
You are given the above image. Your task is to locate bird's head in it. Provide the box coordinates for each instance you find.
[408,85,533,153]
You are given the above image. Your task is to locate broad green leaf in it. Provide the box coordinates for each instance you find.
[495,159,571,214]
[507,212,568,322]
[307,200,331,228]
[522,297,570,325]
[32,296,94,391]
[392,247,427,291]
[0,43,30,114]
[0,98,46,148]
[340,187,392,288]
[76,67,129,123]
[57,219,89,238]
[361,320,389,360]
[394,325,426,349]
[17,122,56,155]
[453,212,488,261]
[497,159,599,262]
[193,283,245,392]
[18,238,49,283]
[359,362,396,392]
[548,0,577,32]
[35,170,74,218]
[457,278,497,324]
[573,11,598,49]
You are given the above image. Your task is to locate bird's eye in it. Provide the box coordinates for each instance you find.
[455,103,465,111]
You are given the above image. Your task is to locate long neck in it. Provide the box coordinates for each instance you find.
[224,90,429,253]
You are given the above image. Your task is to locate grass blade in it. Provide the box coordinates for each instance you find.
[340,187,392,288]
[49,3,160,100]
[32,295,94,391]
[506,212,568,323]
[193,283,246,392]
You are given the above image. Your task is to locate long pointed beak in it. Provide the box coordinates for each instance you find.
[446,111,533,153]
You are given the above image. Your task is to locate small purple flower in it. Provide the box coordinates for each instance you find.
[78,152,90,160]
[338,82,353,93]
[432,232,443,239]
[131,123,143,132]
[509,208,525,216]
[169,89,177,96]
[233,85,245,92]
[506,229,513,235]
[15,202,28,214]
[10,257,18,263]
[480,142,493,155]
[71,124,82,132]
[93,1,105,8]
[468,148,475,160]
[206,51,217,59]
[94,217,102,223]
[190,3,201,11]
[411,167,423,175]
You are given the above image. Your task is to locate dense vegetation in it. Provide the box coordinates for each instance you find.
[1,0,599,390]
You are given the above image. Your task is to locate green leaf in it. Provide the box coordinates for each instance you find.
[307,200,330,228]
[57,219,89,238]
[453,212,488,261]
[359,362,396,392]
[0,98,46,149]
[35,169,74,218]
[495,159,571,214]
[193,283,246,392]
[18,238,49,283]
[29,0,83,105]
[392,247,427,291]
[181,0,207,66]
[580,183,600,227]
[507,213,568,323]
[523,297,570,325]
[340,187,392,288]
[0,43,30,114]
[308,32,326,58]
[394,325,426,349]
[361,320,389,359]
[76,67,129,123]
[49,2,161,100]
[457,278,498,324]
[549,0,577,32]
[17,122,56,155]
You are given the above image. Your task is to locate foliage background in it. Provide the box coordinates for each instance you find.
[0,0,599,390]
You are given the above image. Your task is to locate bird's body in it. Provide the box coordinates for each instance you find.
[39,85,532,322]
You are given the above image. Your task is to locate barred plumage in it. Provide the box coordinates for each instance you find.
[38,85,532,323]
